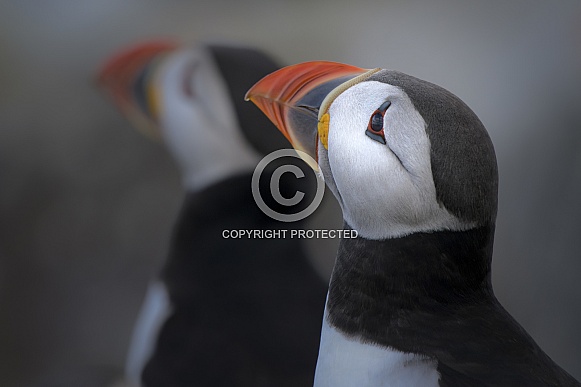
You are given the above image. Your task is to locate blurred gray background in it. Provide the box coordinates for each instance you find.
[1,0,580,385]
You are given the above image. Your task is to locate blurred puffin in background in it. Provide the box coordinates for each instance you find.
[247,62,580,386]
[97,42,327,387]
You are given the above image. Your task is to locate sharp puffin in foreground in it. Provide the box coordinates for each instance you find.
[246,62,580,386]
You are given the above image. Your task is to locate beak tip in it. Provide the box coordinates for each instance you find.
[95,39,178,91]
[95,40,178,141]
[246,61,371,168]
[244,83,259,102]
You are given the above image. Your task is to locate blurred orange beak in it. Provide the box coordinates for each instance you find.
[245,61,374,168]
[95,40,178,138]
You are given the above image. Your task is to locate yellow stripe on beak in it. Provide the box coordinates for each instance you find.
[146,76,162,123]
[318,113,330,150]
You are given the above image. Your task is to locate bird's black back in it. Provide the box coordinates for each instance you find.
[142,174,327,387]
[327,226,580,386]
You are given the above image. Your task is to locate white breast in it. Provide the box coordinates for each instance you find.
[314,314,440,387]
[125,281,172,386]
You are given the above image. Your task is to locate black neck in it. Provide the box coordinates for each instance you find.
[326,224,495,351]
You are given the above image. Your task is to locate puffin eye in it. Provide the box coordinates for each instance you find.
[182,62,198,98]
[365,101,391,145]
[369,112,384,133]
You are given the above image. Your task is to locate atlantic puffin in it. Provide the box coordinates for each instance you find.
[246,61,580,386]
[97,43,327,386]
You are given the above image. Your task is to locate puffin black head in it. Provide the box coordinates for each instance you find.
[206,45,291,156]
[247,62,498,240]
[96,40,178,139]
[247,63,581,387]
[97,41,307,191]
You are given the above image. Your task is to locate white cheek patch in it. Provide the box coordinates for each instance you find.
[155,48,259,191]
[326,81,474,239]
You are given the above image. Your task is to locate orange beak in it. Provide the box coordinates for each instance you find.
[245,61,370,167]
[95,40,178,138]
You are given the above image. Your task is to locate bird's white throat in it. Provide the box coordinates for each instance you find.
[314,308,440,387]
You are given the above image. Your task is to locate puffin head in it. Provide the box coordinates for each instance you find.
[96,41,285,190]
[95,40,177,139]
[247,62,497,239]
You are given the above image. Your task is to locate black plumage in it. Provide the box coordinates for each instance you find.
[208,45,291,155]
[328,225,579,386]
[139,46,328,386]
[143,174,327,386]
[322,70,580,386]
[369,70,498,225]
[245,61,580,385]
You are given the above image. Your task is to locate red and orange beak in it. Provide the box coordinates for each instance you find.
[95,40,178,139]
[245,61,379,169]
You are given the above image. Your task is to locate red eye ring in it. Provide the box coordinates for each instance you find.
[366,110,386,144]
[365,100,391,145]
[368,110,385,134]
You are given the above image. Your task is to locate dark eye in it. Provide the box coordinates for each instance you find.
[365,101,390,144]
[182,62,198,98]
[369,112,384,133]
[132,63,152,117]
